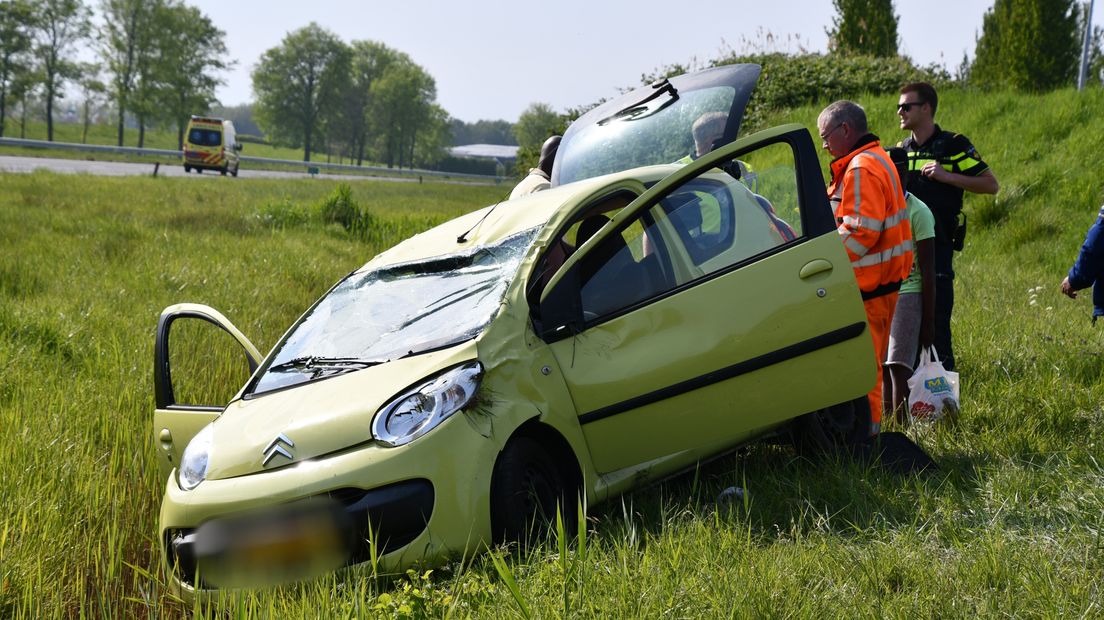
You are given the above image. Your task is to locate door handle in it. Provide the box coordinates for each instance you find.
[799,259,833,279]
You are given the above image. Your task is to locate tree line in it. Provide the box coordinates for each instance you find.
[251,23,450,167]
[0,0,228,148]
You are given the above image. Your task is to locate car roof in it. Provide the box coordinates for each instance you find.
[359,165,677,272]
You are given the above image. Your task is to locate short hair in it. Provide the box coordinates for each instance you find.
[900,82,938,116]
[818,101,868,135]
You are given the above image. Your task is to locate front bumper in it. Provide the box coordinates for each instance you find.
[159,414,498,593]
[166,480,433,589]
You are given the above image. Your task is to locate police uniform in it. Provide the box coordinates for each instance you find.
[898,125,989,371]
[1067,204,1104,321]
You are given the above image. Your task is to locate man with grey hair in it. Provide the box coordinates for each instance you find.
[818,100,912,434]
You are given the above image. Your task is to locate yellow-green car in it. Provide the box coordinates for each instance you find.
[153,65,875,592]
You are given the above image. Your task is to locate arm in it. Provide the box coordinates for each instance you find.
[917,237,936,349]
[920,165,999,195]
[1064,216,1104,296]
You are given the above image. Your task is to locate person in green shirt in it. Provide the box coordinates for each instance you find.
[884,147,936,424]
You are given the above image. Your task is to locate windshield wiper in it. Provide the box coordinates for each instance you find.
[597,78,679,126]
[267,356,382,374]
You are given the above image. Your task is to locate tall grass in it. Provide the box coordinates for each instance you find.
[2,87,1103,617]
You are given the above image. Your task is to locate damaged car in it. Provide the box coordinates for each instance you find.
[153,63,875,593]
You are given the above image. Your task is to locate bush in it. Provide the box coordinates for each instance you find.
[317,184,360,230]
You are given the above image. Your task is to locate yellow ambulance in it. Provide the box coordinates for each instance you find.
[182,116,242,176]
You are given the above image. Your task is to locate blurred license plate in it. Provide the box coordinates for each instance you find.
[194,499,351,588]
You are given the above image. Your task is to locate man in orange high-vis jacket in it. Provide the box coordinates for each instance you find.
[818,101,913,434]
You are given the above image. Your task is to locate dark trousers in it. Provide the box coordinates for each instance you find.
[934,272,955,371]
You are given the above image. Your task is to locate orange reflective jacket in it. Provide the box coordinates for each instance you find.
[828,139,913,296]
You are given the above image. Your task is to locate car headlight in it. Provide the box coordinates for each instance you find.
[178,424,213,491]
[372,361,483,447]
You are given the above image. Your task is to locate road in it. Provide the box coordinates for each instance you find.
[0,155,425,183]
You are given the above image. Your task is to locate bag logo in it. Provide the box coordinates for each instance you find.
[924,376,952,394]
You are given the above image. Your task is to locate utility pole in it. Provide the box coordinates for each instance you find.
[1079,0,1096,90]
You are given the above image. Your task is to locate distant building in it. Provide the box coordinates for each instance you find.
[448,144,519,163]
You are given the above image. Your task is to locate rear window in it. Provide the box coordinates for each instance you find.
[188,128,222,147]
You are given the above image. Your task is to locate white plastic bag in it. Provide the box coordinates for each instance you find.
[907,347,960,423]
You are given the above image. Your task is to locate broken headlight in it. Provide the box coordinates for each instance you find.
[372,361,483,447]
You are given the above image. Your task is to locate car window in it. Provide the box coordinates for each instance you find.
[661,141,803,282]
[573,141,805,322]
[188,128,222,147]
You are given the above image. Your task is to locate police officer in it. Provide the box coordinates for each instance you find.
[897,82,999,371]
[1060,203,1104,323]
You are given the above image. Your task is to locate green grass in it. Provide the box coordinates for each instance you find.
[2,87,1104,618]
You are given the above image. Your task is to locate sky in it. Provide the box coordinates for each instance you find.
[184,1,1103,124]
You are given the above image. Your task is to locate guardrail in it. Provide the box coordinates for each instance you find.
[0,137,502,182]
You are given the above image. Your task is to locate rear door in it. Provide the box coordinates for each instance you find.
[537,125,873,474]
[153,304,261,484]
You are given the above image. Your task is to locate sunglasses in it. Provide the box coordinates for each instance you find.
[897,101,926,112]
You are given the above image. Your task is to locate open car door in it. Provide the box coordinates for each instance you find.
[537,125,874,474]
[153,303,261,485]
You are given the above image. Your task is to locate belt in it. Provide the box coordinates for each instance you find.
[861,280,902,301]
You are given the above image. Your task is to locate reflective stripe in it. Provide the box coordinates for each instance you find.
[856,151,900,198]
[844,236,870,257]
[840,198,909,233]
[908,158,935,171]
[958,157,981,169]
[948,152,966,161]
[852,168,862,218]
[851,238,914,268]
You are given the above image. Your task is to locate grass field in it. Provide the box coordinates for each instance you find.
[1,87,1103,618]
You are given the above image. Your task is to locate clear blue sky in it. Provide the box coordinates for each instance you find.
[184,1,1102,123]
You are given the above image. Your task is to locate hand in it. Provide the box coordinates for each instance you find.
[920,161,949,183]
[1061,276,1077,298]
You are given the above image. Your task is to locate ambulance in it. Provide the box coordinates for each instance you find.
[182,116,242,176]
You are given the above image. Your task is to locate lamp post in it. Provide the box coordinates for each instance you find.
[1079,0,1096,90]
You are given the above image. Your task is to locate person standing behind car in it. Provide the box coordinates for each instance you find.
[884,147,937,424]
[1060,202,1104,323]
[819,101,913,434]
[897,82,999,371]
[509,135,561,200]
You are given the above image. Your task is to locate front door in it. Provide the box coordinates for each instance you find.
[152,303,261,484]
[539,126,873,474]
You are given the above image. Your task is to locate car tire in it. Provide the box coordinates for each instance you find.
[490,436,575,548]
[231,163,239,178]
[790,396,870,456]
[220,166,227,176]
[196,168,202,174]
[184,165,191,173]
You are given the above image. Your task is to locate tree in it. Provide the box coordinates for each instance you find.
[369,59,438,168]
[74,62,105,143]
[0,0,36,138]
[153,2,230,149]
[512,102,565,174]
[827,0,899,58]
[339,40,400,165]
[99,0,161,146]
[252,23,350,162]
[449,118,515,146]
[32,0,90,141]
[971,0,1081,90]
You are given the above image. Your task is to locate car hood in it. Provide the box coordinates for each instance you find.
[203,341,479,480]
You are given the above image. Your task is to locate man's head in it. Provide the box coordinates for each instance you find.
[537,135,561,177]
[817,101,868,158]
[691,112,728,157]
[898,82,937,131]
[886,147,909,197]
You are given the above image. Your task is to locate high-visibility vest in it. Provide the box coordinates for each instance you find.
[827,140,913,296]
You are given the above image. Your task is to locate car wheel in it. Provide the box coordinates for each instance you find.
[184,165,191,173]
[490,436,575,547]
[220,166,227,176]
[790,396,870,456]
[231,164,239,178]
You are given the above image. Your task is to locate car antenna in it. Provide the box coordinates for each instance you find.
[457,190,511,244]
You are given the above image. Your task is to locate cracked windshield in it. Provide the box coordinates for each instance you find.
[251,228,539,394]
